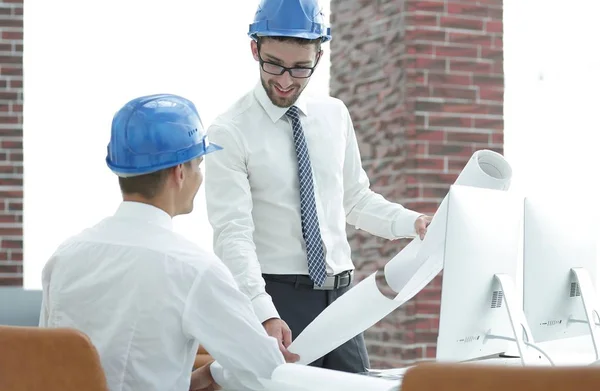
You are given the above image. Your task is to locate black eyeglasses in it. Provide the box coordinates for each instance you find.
[257,49,319,79]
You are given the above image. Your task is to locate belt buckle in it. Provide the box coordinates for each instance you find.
[313,275,336,290]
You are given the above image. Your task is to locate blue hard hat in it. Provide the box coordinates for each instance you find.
[106,94,222,177]
[248,0,331,43]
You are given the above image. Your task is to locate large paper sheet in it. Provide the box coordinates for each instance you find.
[260,364,399,391]
[288,150,513,365]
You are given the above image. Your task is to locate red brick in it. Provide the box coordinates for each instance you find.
[1,139,22,149]
[486,20,503,33]
[421,186,453,199]
[1,31,23,40]
[0,91,18,100]
[408,43,435,55]
[443,102,502,116]
[481,47,503,61]
[0,18,22,28]
[414,56,446,70]
[493,36,503,48]
[440,16,484,31]
[434,45,478,58]
[491,133,504,144]
[405,28,446,43]
[447,3,500,18]
[431,86,477,100]
[9,152,23,161]
[479,87,504,101]
[0,215,18,223]
[0,277,21,286]
[414,129,445,142]
[446,131,490,144]
[414,157,444,170]
[427,72,472,86]
[473,116,504,131]
[406,0,445,13]
[428,143,473,157]
[8,201,22,211]
[448,32,492,47]
[426,346,437,358]
[9,79,22,88]
[473,74,503,87]
[0,264,22,274]
[1,239,22,249]
[406,142,427,156]
[428,114,472,128]
[449,59,492,73]
[0,190,23,198]
[405,12,439,27]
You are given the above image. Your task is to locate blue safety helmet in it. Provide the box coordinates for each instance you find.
[248,0,332,43]
[106,94,222,177]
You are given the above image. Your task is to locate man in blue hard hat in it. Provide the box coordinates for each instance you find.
[39,94,293,391]
[204,0,432,374]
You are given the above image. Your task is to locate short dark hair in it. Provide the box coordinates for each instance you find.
[258,36,322,52]
[118,161,192,199]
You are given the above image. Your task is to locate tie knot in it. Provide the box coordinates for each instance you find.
[286,105,300,119]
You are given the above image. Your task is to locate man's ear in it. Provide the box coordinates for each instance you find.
[314,49,323,67]
[251,40,259,61]
[172,164,185,189]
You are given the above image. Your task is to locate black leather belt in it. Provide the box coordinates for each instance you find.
[263,270,354,290]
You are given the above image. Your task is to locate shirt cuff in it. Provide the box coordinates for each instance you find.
[209,361,225,388]
[392,209,423,238]
[252,292,280,323]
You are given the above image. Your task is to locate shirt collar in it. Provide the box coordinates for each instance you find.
[113,201,173,231]
[253,81,308,123]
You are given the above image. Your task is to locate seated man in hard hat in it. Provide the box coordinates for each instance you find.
[38,94,296,391]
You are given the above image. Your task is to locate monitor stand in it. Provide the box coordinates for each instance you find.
[568,268,600,361]
[483,274,549,366]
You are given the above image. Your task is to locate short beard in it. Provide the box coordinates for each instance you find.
[261,76,305,108]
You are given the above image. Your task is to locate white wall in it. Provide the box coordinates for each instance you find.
[504,0,600,290]
[504,0,600,201]
[23,0,331,289]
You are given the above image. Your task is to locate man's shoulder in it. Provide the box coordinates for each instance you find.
[159,231,221,270]
[304,93,349,116]
[208,89,260,135]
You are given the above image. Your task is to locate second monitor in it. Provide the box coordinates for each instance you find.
[523,195,600,361]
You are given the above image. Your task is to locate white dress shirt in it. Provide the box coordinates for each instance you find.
[39,201,285,391]
[205,83,422,323]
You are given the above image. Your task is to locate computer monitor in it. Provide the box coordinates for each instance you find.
[436,185,543,365]
[523,196,600,361]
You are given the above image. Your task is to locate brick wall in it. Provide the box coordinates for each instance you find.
[330,0,504,367]
[0,0,23,286]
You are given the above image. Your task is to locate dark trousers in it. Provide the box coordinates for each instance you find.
[264,275,370,373]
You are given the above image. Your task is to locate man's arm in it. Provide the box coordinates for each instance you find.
[340,103,424,239]
[204,124,278,322]
[182,261,289,391]
[38,256,58,327]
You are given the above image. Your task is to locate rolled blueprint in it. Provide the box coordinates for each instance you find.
[287,150,513,365]
[261,363,399,391]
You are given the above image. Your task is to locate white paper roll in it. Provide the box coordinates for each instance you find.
[287,150,513,365]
